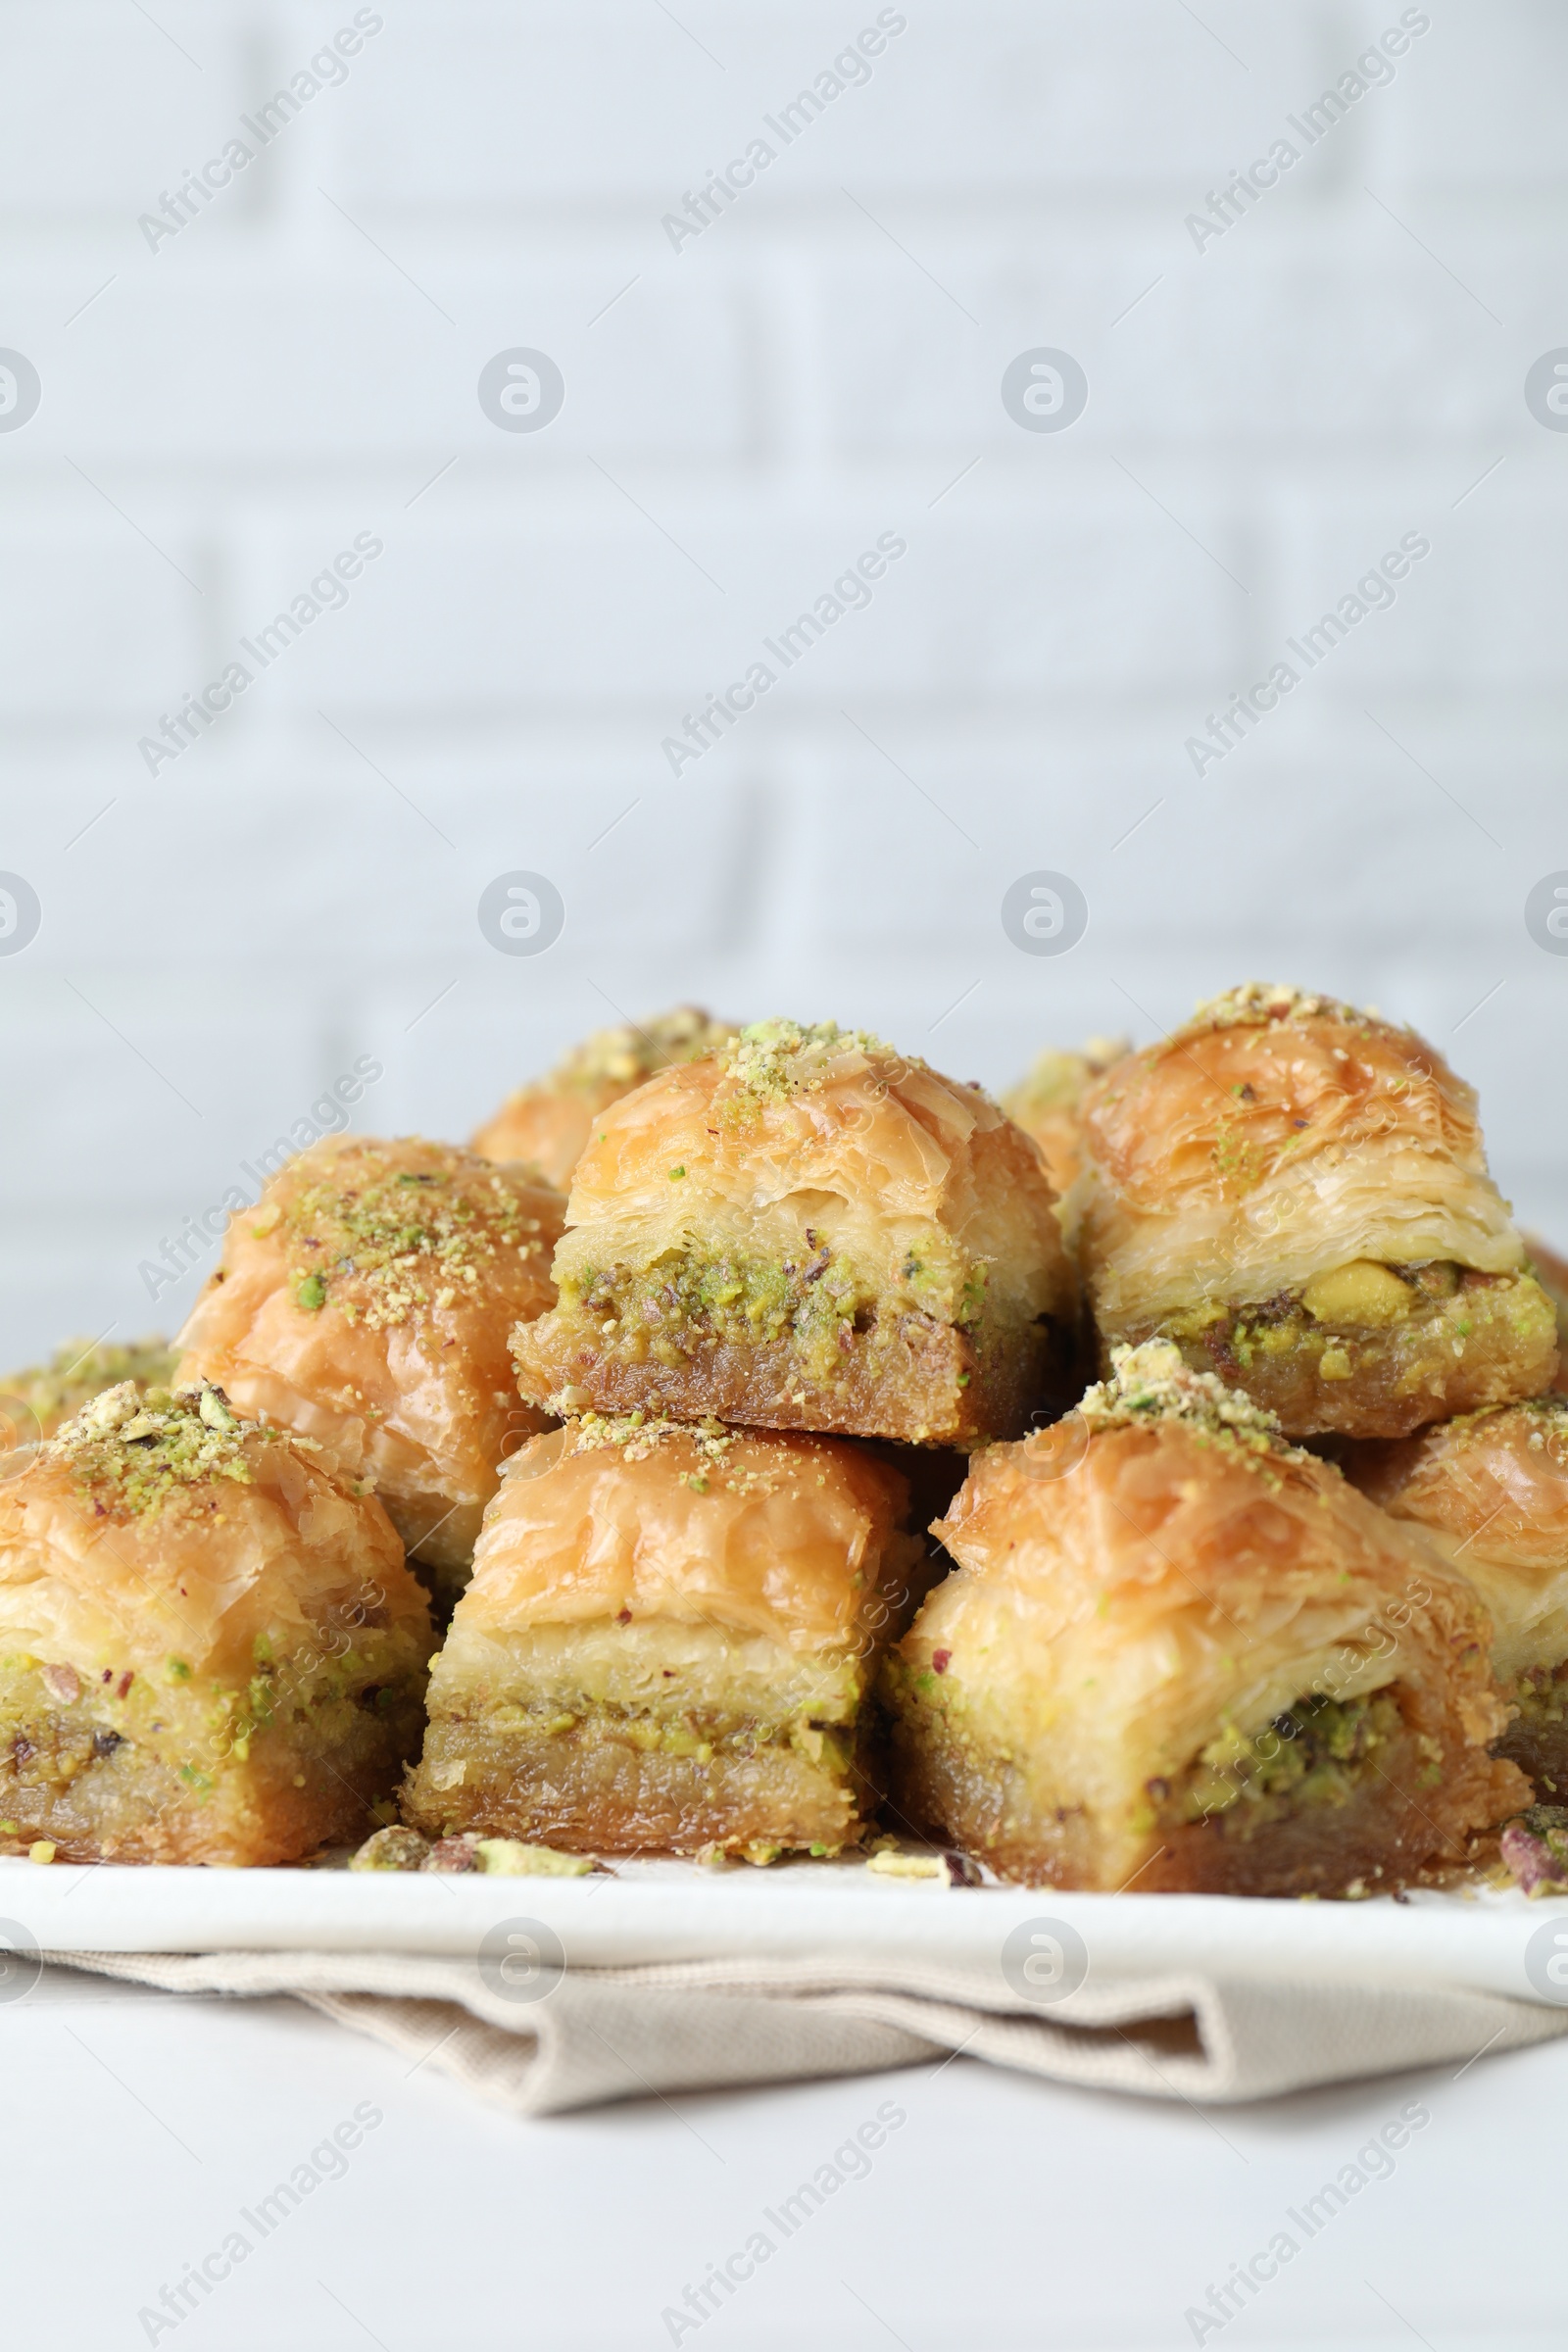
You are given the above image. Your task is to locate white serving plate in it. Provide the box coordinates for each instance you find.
[3,1852,1566,2006]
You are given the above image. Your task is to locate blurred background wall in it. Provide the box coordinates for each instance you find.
[2,0,1566,1359]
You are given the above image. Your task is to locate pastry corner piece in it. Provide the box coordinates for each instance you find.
[1077,981,1557,1438]
[471,1004,739,1191]
[883,1341,1527,1894]
[1348,1397,1568,1802]
[174,1134,565,1604]
[404,1415,924,1857]
[0,1381,434,1864]
[512,1018,1079,1447]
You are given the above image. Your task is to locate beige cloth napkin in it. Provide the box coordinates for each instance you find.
[41,1946,1568,2115]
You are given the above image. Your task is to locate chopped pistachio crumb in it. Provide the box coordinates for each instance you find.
[719,1017,897,1102]
[1080,1340,1309,1463]
[270,1140,550,1333]
[472,1838,593,1878]
[1187,980,1388,1035]
[349,1826,430,1872]
[549,1005,736,1094]
[46,1380,267,1520]
[549,1408,806,1502]
[0,1337,179,1441]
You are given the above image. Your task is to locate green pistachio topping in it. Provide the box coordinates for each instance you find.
[45,1379,266,1518]
[1080,1340,1307,1462]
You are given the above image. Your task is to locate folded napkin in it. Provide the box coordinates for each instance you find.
[42,1946,1568,2115]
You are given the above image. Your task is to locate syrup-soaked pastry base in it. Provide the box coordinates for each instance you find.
[519,1289,1071,1450]
[1139,1266,1556,1440]
[0,1634,428,1865]
[885,1670,1523,1895]
[407,1698,873,1857]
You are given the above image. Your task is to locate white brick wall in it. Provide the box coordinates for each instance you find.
[1,0,1566,1365]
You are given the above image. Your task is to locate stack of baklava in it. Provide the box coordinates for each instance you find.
[3,984,1565,1898]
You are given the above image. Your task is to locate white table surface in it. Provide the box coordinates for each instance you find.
[7,1965,1562,2352]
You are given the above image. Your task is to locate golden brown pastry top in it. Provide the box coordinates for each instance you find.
[173,1134,564,1479]
[1348,1398,1568,1679]
[472,1005,738,1188]
[1001,1035,1129,1195]
[0,1337,177,1443]
[564,1018,1065,1240]
[0,1381,427,1683]
[190,1133,562,1335]
[458,1414,911,1655]
[1078,982,1524,1322]
[915,1342,1504,1766]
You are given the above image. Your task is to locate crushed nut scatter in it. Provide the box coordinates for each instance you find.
[46,1379,269,1519]
[1190,980,1385,1035]
[550,1005,736,1094]
[865,1847,981,1886]
[348,1825,593,1876]
[279,1142,545,1332]
[1445,1396,1568,1455]
[560,1407,739,1467]
[547,1405,815,1501]
[1499,1806,1568,1896]
[718,1017,896,1103]
[1079,1340,1310,1465]
[2,1336,177,1434]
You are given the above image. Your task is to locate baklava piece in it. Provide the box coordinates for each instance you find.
[1350,1399,1568,1800]
[1076,983,1556,1438]
[0,1336,177,1446]
[513,1019,1078,1448]
[404,1415,923,1857]
[883,1342,1525,1894]
[1001,1035,1129,1198]
[472,1004,738,1191]
[175,1136,564,1607]
[0,1382,434,1864]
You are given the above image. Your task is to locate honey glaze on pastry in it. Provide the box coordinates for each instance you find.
[0,1382,434,1864]
[1348,1399,1568,1800]
[472,1005,738,1192]
[174,1136,564,1602]
[403,1414,923,1857]
[1001,1035,1129,1198]
[512,1019,1079,1448]
[882,1342,1525,1893]
[1077,983,1556,1438]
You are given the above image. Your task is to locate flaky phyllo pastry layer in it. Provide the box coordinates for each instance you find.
[1074,983,1556,1437]
[175,1134,565,1597]
[512,1019,1079,1448]
[403,1414,925,1856]
[1349,1398,1568,1800]
[0,1382,434,1864]
[1000,1034,1129,1200]
[883,1343,1525,1894]
[472,1004,739,1191]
